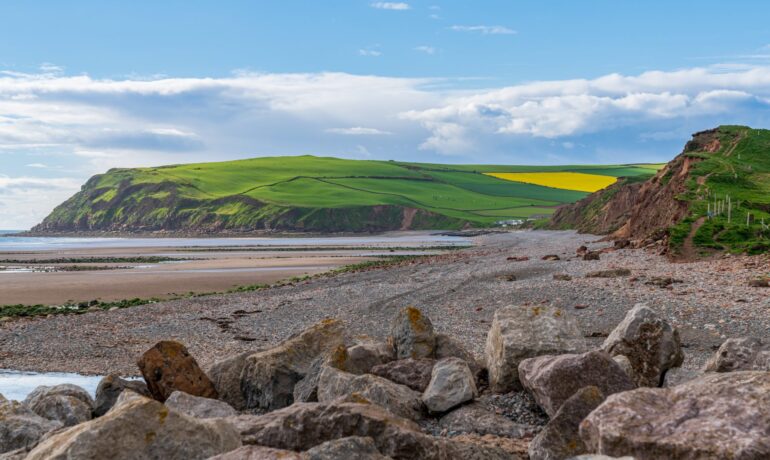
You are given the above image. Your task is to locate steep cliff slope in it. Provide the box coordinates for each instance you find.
[551,126,770,255]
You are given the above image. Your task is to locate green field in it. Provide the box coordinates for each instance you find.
[35,156,662,233]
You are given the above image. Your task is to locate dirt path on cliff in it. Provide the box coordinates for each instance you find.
[679,217,706,261]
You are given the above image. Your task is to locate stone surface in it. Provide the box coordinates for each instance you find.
[438,402,533,438]
[580,371,770,459]
[518,350,635,417]
[0,394,62,454]
[343,339,396,375]
[434,333,483,378]
[229,401,509,460]
[529,386,605,460]
[209,445,304,460]
[93,374,150,417]
[240,319,345,410]
[611,355,635,381]
[389,307,436,359]
[206,352,252,410]
[24,384,94,427]
[137,340,218,402]
[422,357,477,413]
[25,393,241,460]
[601,303,684,387]
[305,436,390,459]
[485,305,586,393]
[370,358,435,392]
[165,391,238,418]
[293,355,326,403]
[704,337,770,372]
[317,366,424,421]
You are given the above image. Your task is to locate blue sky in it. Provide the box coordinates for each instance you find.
[3,1,770,228]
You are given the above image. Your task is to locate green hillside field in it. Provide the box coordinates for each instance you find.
[33,156,663,233]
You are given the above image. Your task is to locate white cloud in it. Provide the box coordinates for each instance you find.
[358,49,382,57]
[450,25,516,35]
[5,64,770,226]
[415,46,436,55]
[25,163,47,168]
[325,127,393,135]
[370,2,410,10]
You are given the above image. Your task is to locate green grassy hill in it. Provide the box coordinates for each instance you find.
[32,156,659,233]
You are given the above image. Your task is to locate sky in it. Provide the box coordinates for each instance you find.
[4,1,770,228]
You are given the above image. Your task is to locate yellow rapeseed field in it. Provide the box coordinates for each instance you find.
[484,172,617,193]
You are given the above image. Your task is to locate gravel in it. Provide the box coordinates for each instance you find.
[1,230,769,385]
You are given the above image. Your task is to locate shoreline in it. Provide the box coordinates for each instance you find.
[10,228,503,239]
[2,229,767,379]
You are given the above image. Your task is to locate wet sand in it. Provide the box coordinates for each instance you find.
[0,243,444,305]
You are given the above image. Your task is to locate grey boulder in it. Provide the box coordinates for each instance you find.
[485,305,586,392]
[434,333,483,378]
[208,445,304,459]
[529,386,605,460]
[240,319,345,410]
[165,391,238,418]
[518,350,635,417]
[305,436,390,459]
[422,357,477,414]
[704,337,770,372]
[580,371,770,459]
[317,366,424,421]
[601,303,683,387]
[25,393,241,460]
[93,374,150,417]
[389,307,436,359]
[206,352,253,411]
[0,394,63,454]
[24,384,94,427]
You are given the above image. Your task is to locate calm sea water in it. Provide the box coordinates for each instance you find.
[0,369,105,401]
[0,230,468,252]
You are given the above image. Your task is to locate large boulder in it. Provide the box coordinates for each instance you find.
[294,339,394,404]
[704,337,770,372]
[206,352,253,410]
[439,402,533,438]
[580,371,770,459]
[93,374,151,417]
[240,319,345,410]
[26,393,241,460]
[228,401,510,460]
[209,445,304,459]
[518,350,635,417]
[137,340,218,402]
[0,394,62,454]
[485,305,586,392]
[370,358,435,392]
[389,307,436,359]
[305,436,390,459]
[434,334,483,378]
[528,386,605,460]
[422,357,477,414]
[165,391,238,418]
[317,366,424,421]
[23,384,94,427]
[601,303,683,387]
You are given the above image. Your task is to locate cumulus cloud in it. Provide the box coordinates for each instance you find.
[415,46,436,55]
[325,127,393,135]
[370,2,410,10]
[4,64,770,227]
[450,25,516,35]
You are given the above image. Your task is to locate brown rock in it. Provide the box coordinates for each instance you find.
[586,268,631,278]
[137,340,217,402]
[439,402,533,438]
[542,254,561,261]
[206,352,252,411]
[704,337,770,372]
[209,445,303,460]
[93,374,151,417]
[583,251,600,261]
[370,358,435,392]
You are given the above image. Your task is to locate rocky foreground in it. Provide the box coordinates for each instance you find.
[2,300,770,459]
